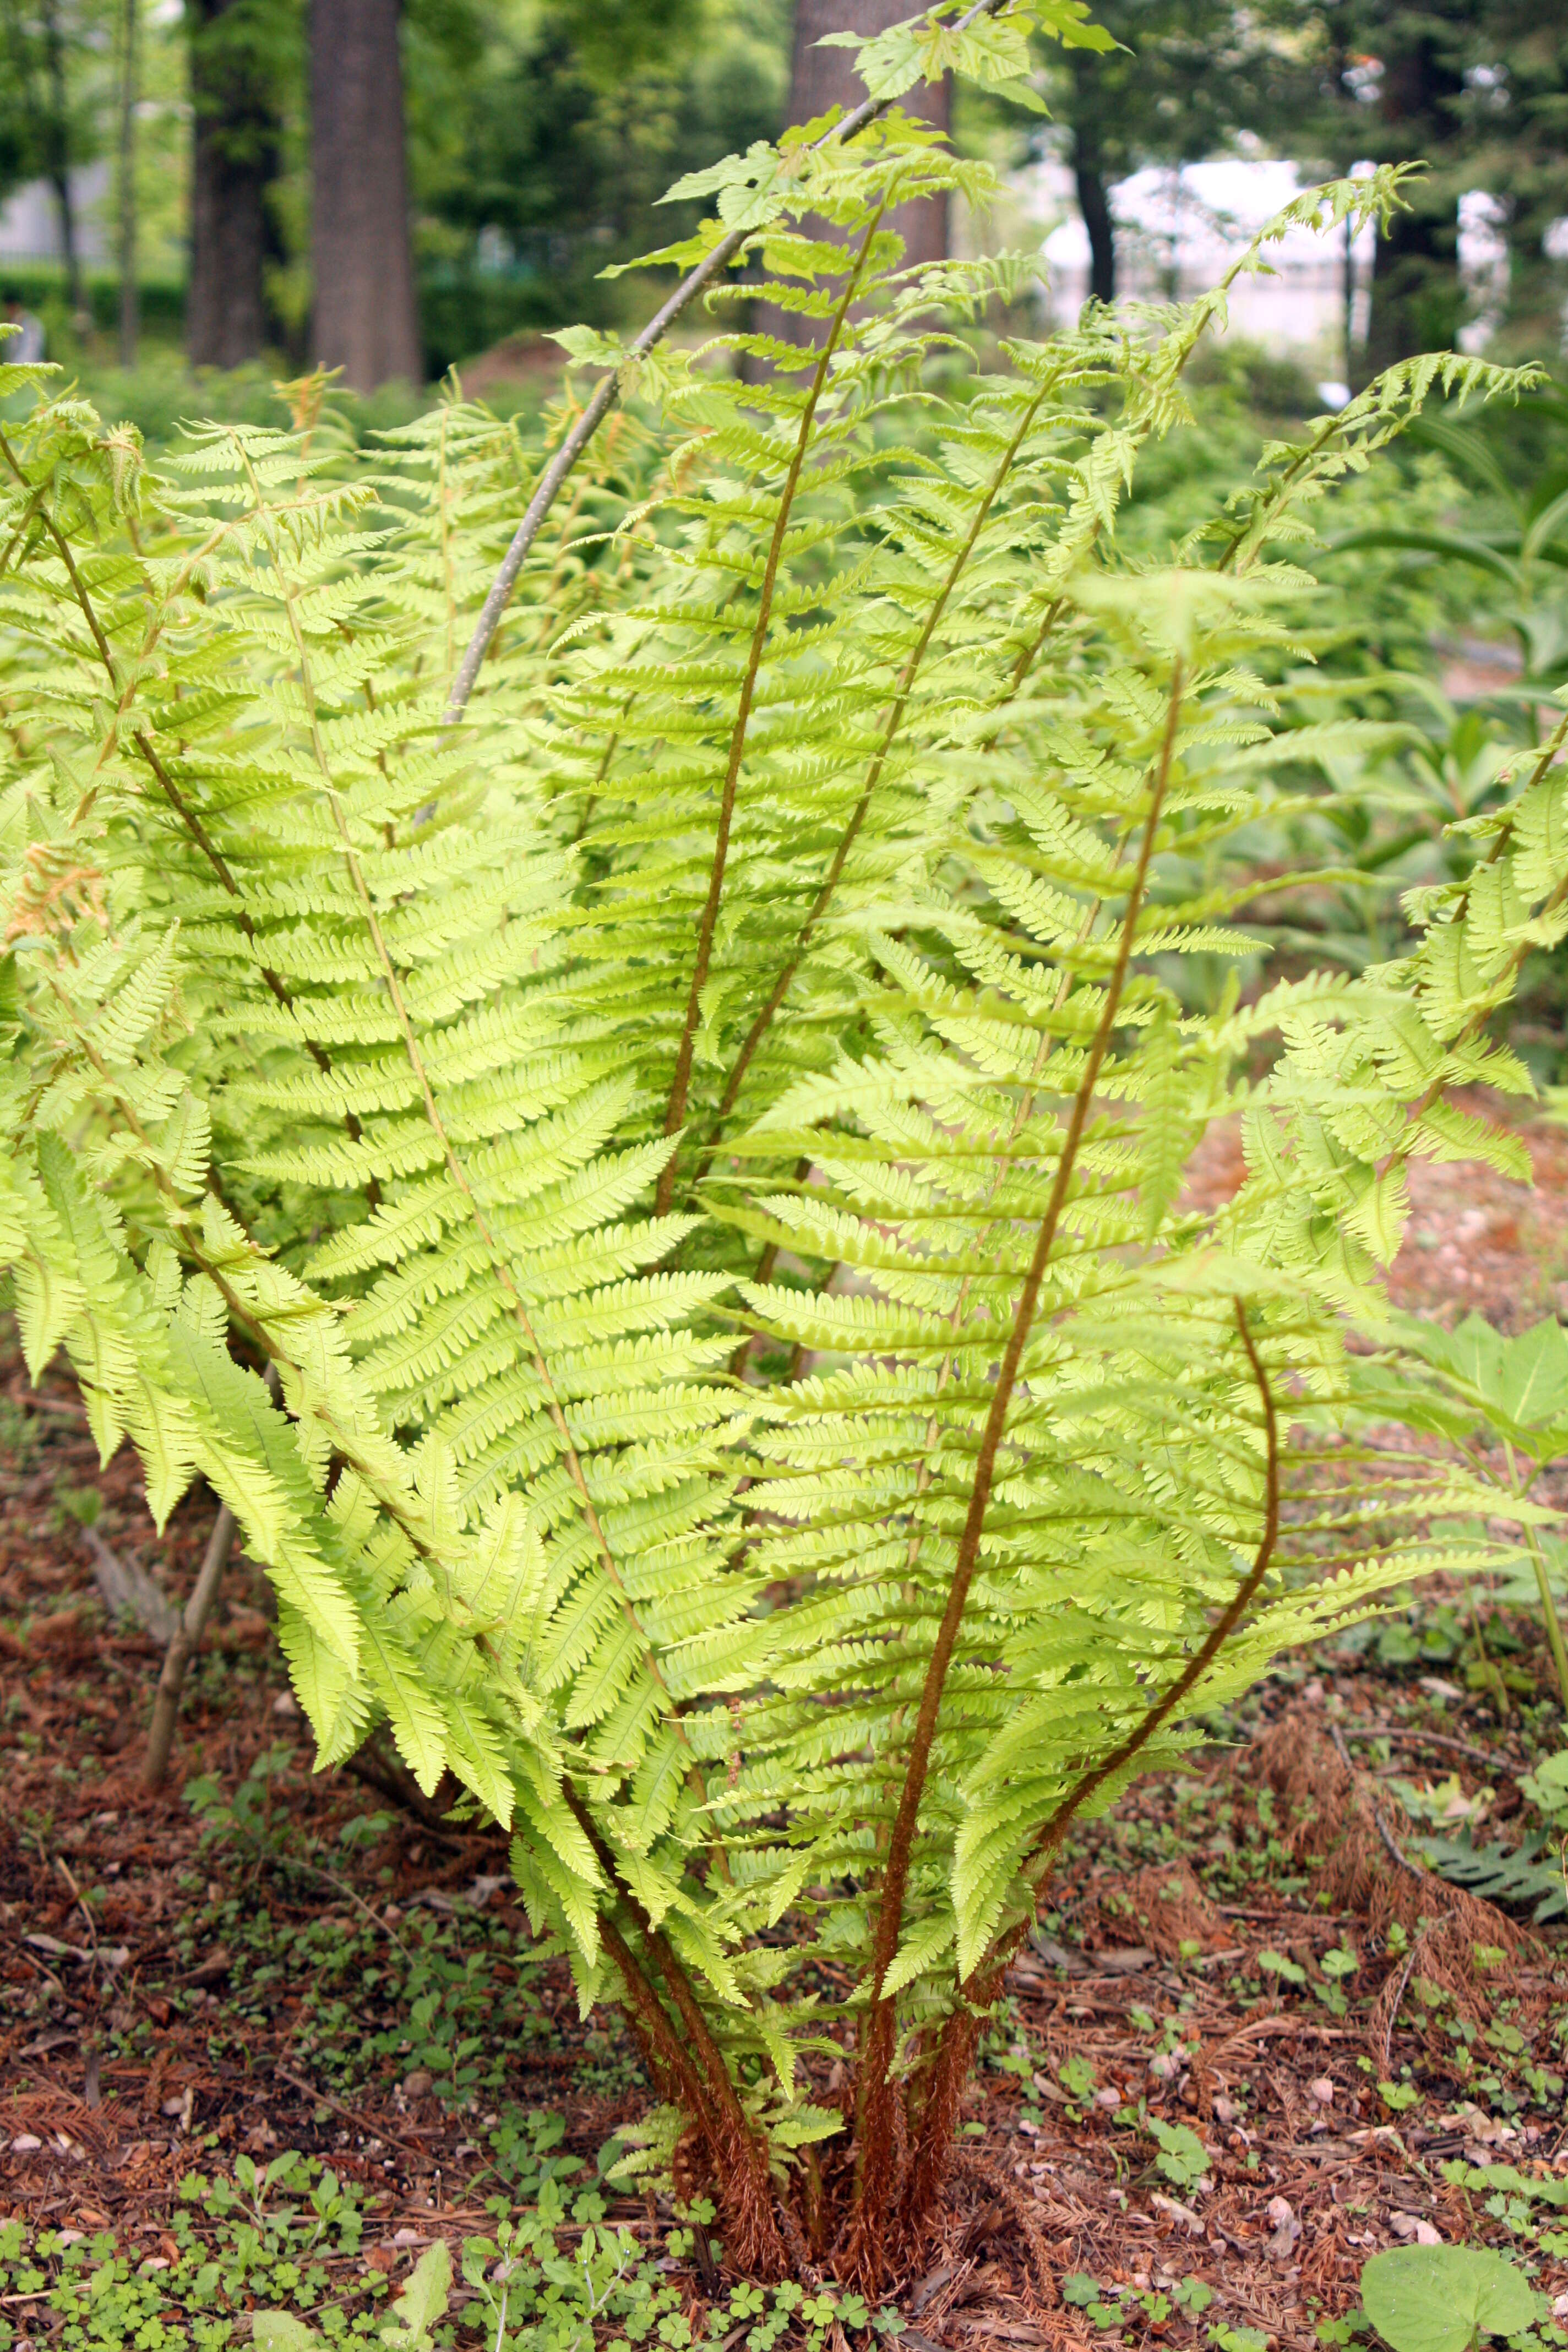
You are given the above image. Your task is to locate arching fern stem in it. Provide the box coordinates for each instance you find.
[653,203,889,1220]
[896,1292,1282,2244]
[846,660,1187,2274]
[687,377,1061,1193]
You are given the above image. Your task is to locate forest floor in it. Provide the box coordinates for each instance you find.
[3,1101,1568,2351]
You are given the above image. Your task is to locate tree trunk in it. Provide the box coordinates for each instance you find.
[117,0,139,368]
[41,0,86,324]
[751,0,951,362]
[1072,132,1115,307]
[783,0,951,271]
[309,0,422,391]
[186,0,281,369]
[1362,23,1462,378]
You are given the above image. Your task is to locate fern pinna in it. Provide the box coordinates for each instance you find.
[1,3,1561,2285]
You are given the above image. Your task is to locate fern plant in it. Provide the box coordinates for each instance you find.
[2,1,1564,2286]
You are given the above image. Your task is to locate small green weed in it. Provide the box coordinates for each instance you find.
[0,2177,911,2352]
[1062,2273,1251,2346]
[1357,2241,1557,2352]
[1146,2118,1212,2191]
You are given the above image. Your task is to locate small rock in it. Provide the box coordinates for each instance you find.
[1023,1935,1087,1975]
[1213,2094,1237,2125]
[1308,2078,1335,2107]
[271,1689,299,1717]
[392,2228,425,2247]
[1150,2191,1203,2234]
[1265,2195,1301,2260]
[402,2069,433,2099]
[1098,1945,1156,1975]
[1094,2086,1121,2109]
[1150,2051,1183,2082]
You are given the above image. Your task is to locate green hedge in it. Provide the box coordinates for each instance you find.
[0,262,584,381]
[0,263,187,335]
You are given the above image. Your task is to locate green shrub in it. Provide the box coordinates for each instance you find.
[0,7,1560,2286]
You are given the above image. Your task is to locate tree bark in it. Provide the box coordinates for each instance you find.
[117,0,139,368]
[309,0,422,391]
[1072,131,1115,306]
[41,0,86,323]
[1362,19,1463,379]
[186,0,281,369]
[752,0,951,362]
[786,0,950,270]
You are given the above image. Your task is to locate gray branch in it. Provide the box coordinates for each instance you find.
[443,0,1018,721]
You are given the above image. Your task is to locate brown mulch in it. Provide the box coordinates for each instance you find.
[3,1096,1568,2345]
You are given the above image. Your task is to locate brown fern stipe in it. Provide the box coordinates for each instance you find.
[893,1294,1284,2252]
[845,668,1187,2281]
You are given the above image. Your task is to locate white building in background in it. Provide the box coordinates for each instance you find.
[0,164,111,267]
[1017,155,1528,378]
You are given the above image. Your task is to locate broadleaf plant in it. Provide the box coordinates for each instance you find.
[2,4,1564,2287]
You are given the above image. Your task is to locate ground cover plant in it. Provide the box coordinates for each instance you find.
[4,0,1568,2302]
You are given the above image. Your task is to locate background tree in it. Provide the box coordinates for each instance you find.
[116,0,138,364]
[1264,1,1565,380]
[408,0,785,374]
[186,0,292,369]
[787,0,954,267]
[309,0,421,389]
[1350,2,1472,376]
[1033,0,1286,306]
[0,0,97,323]
[1461,3,1568,356]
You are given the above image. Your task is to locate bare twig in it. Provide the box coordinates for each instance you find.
[274,2065,428,2161]
[1374,1808,1434,1885]
[442,0,1023,721]
[1374,1930,1429,2077]
[82,1522,178,1642]
[1336,1723,1512,1773]
[342,1734,465,1842]
[143,1363,282,1790]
